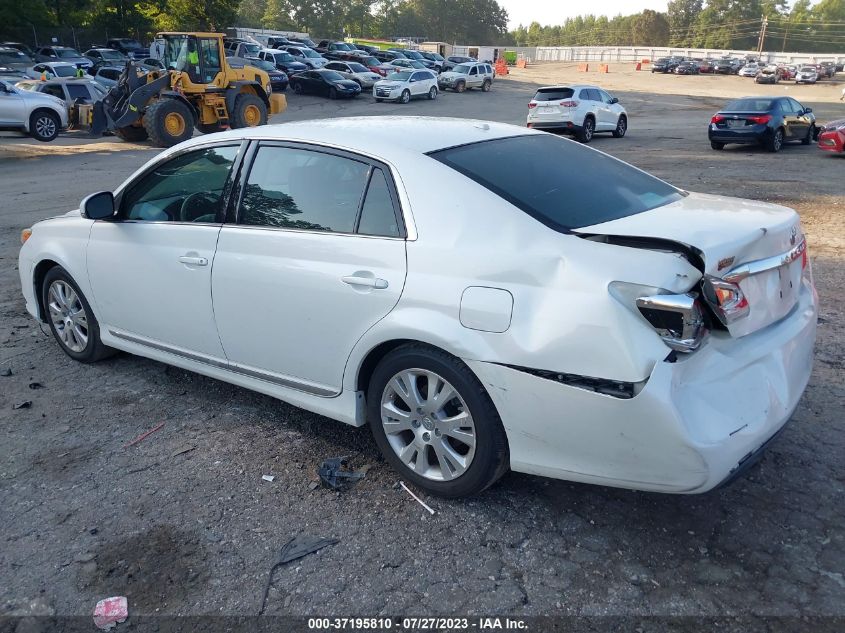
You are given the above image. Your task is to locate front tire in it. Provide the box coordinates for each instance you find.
[802,124,815,145]
[42,267,115,363]
[400,89,411,104]
[143,98,194,147]
[576,116,595,143]
[710,141,725,150]
[29,110,60,142]
[428,86,437,100]
[113,125,148,142]
[293,82,303,94]
[230,93,268,129]
[367,344,509,498]
[455,81,466,93]
[612,115,627,138]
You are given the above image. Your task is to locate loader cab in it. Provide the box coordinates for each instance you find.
[161,33,223,86]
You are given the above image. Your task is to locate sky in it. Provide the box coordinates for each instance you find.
[500,0,670,29]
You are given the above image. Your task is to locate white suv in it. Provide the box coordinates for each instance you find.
[526,84,627,143]
[374,69,438,103]
[438,62,494,93]
[0,77,68,141]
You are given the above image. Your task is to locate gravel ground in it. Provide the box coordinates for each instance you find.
[1,65,843,622]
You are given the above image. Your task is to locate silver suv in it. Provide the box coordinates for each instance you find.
[0,77,68,141]
[438,61,494,93]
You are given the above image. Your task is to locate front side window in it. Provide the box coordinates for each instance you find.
[788,98,805,113]
[469,66,477,75]
[121,146,239,222]
[66,84,91,101]
[430,134,683,232]
[240,146,369,233]
[41,85,64,99]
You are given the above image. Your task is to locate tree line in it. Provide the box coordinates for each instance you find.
[3,0,843,52]
[513,0,845,53]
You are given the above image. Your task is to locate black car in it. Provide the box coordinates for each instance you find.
[674,61,699,75]
[373,50,406,63]
[708,96,817,152]
[713,59,735,74]
[289,69,361,99]
[106,38,148,60]
[443,55,475,71]
[651,57,679,73]
[354,44,380,55]
[287,36,317,49]
[388,48,437,70]
[315,40,359,60]
[229,56,289,92]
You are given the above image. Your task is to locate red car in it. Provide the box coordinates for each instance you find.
[698,60,715,73]
[818,118,845,152]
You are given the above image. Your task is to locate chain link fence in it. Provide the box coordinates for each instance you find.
[0,25,148,50]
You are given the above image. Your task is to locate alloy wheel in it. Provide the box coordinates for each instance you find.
[35,115,56,139]
[380,368,476,481]
[47,280,89,353]
[616,117,626,136]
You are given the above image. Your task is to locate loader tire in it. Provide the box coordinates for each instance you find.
[230,93,267,129]
[143,99,194,148]
[113,125,148,142]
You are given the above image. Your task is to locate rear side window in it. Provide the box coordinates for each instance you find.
[533,88,574,101]
[357,168,399,237]
[429,135,683,232]
[66,84,90,100]
[240,146,369,233]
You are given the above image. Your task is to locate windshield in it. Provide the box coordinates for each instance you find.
[0,50,30,63]
[248,58,275,71]
[533,87,574,101]
[431,53,444,61]
[430,135,683,232]
[334,43,353,51]
[322,70,344,81]
[800,67,815,72]
[389,71,412,81]
[275,52,294,62]
[56,48,82,58]
[242,43,260,55]
[360,56,379,66]
[403,51,422,59]
[347,62,367,73]
[452,64,470,74]
[99,50,124,60]
[724,98,773,111]
[302,48,321,58]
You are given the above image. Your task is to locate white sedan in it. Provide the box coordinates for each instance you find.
[18,118,816,498]
[373,70,437,103]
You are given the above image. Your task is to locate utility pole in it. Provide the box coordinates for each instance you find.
[757,15,768,54]
[781,16,790,52]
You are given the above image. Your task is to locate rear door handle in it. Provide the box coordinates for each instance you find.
[342,275,388,289]
[179,255,208,266]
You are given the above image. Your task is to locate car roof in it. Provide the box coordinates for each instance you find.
[172,117,534,163]
[38,61,78,67]
[536,84,600,90]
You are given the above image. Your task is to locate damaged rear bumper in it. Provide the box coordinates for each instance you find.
[466,284,816,493]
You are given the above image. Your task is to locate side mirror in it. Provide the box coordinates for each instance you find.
[81,191,115,220]
[804,107,812,113]
[610,97,619,104]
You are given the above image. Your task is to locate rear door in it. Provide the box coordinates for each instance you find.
[596,89,617,130]
[211,141,407,394]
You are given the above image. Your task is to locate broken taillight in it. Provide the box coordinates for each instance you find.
[635,292,708,353]
[701,275,750,326]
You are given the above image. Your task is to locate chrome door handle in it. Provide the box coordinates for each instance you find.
[342,275,388,289]
[179,256,208,266]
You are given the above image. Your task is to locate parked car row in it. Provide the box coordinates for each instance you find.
[652,54,838,84]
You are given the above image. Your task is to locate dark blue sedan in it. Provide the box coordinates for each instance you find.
[290,69,361,99]
[709,96,816,152]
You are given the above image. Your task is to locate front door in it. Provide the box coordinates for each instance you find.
[212,142,407,395]
[87,144,242,359]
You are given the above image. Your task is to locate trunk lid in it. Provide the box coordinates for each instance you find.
[529,87,576,120]
[574,192,806,337]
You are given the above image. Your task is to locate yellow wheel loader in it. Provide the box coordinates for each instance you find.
[92,32,286,147]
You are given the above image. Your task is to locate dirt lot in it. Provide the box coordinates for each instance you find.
[1,63,844,622]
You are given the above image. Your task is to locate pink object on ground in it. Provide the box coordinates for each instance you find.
[93,596,128,630]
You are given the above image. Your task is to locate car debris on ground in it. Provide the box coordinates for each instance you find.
[317,456,369,490]
[259,536,339,615]
[92,596,127,630]
[399,481,436,515]
[123,421,165,448]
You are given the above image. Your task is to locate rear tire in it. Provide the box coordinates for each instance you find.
[143,98,194,147]
[367,344,509,498]
[293,82,303,94]
[42,266,115,363]
[29,110,60,142]
[481,79,492,92]
[576,116,594,143]
[612,115,627,138]
[455,81,465,93]
[230,93,267,129]
[710,141,725,150]
[766,127,784,153]
[113,125,148,142]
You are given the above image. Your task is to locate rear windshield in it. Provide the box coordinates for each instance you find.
[52,65,77,77]
[724,98,773,111]
[429,135,683,232]
[533,88,574,101]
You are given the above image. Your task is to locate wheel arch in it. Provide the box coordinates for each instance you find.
[158,91,199,125]
[33,258,61,322]
[28,106,64,132]
[225,82,270,115]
